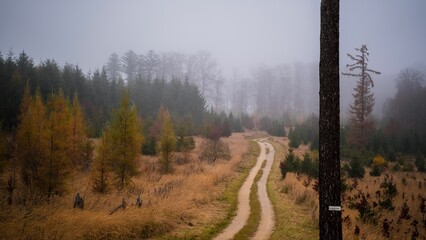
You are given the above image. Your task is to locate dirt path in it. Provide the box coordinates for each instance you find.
[214,139,275,240]
[252,141,275,240]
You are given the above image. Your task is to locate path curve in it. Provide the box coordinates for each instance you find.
[214,139,275,240]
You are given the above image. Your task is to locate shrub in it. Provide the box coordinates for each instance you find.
[347,156,365,179]
[373,155,385,166]
[355,191,377,223]
[199,139,231,163]
[370,165,382,177]
[279,161,287,179]
[402,162,414,172]
[377,176,398,211]
[398,201,411,222]
[284,148,300,173]
[415,153,425,172]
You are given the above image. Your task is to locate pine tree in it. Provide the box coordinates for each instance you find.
[158,110,176,173]
[109,91,143,189]
[343,45,381,146]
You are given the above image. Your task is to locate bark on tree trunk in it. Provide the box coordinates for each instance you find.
[319,0,342,239]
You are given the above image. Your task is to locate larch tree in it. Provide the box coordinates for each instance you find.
[16,86,48,190]
[45,89,72,196]
[69,93,88,169]
[108,91,143,189]
[150,104,167,141]
[91,128,112,193]
[158,109,176,173]
[343,45,381,146]
[319,0,342,239]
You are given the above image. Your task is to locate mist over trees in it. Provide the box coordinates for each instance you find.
[2,49,425,161]
[231,63,319,120]
[0,49,323,140]
[381,68,426,154]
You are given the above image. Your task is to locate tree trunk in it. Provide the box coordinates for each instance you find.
[319,0,342,239]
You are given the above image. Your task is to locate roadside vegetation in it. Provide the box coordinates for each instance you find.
[268,137,319,240]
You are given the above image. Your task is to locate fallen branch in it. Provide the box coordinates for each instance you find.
[110,198,127,215]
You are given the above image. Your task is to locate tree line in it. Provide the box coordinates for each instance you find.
[0,50,249,197]
[0,50,227,136]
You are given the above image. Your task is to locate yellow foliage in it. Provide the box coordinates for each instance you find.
[158,109,176,173]
[373,155,385,166]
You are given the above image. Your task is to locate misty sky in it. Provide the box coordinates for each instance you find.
[1,0,425,78]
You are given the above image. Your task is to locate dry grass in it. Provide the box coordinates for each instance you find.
[342,170,426,239]
[0,132,253,240]
[267,137,319,240]
[270,136,426,240]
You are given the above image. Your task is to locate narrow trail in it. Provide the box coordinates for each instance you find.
[252,141,275,240]
[214,139,275,240]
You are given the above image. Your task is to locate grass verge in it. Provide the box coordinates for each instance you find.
[267,139,319,240]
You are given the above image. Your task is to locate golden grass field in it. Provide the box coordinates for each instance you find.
[0,132,260,240]
[2,132,425,239]
[269,136,426,240]
[341,170,426,239]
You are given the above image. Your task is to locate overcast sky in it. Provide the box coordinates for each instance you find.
[1,0,425,78]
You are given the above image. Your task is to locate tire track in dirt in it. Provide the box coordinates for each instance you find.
[252,141,275,240]
[214,139,275,240]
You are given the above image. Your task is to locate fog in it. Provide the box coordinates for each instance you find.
[1,0,425,121]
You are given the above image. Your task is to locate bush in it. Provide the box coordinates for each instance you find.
[373,155,385,166]
[199,139,231,163]
[380,175,398,199]
[176,136,195,152]
[347,156,365,179]
[142,136,157,155]
[402,162,414,172]
[355,192,377,223]
[392,163,401,172]
[370,165,382,177]
[280,161,287,179]
[284,148,300,173]
[415,152,425,172]
[300,151,319,178]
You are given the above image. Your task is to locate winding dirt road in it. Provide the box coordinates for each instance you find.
[214,139,275,240]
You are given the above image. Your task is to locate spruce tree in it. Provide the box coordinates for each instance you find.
[343,45,381,146]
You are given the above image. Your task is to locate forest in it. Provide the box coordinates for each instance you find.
[1,45,426,239]
[1,1,426,239]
